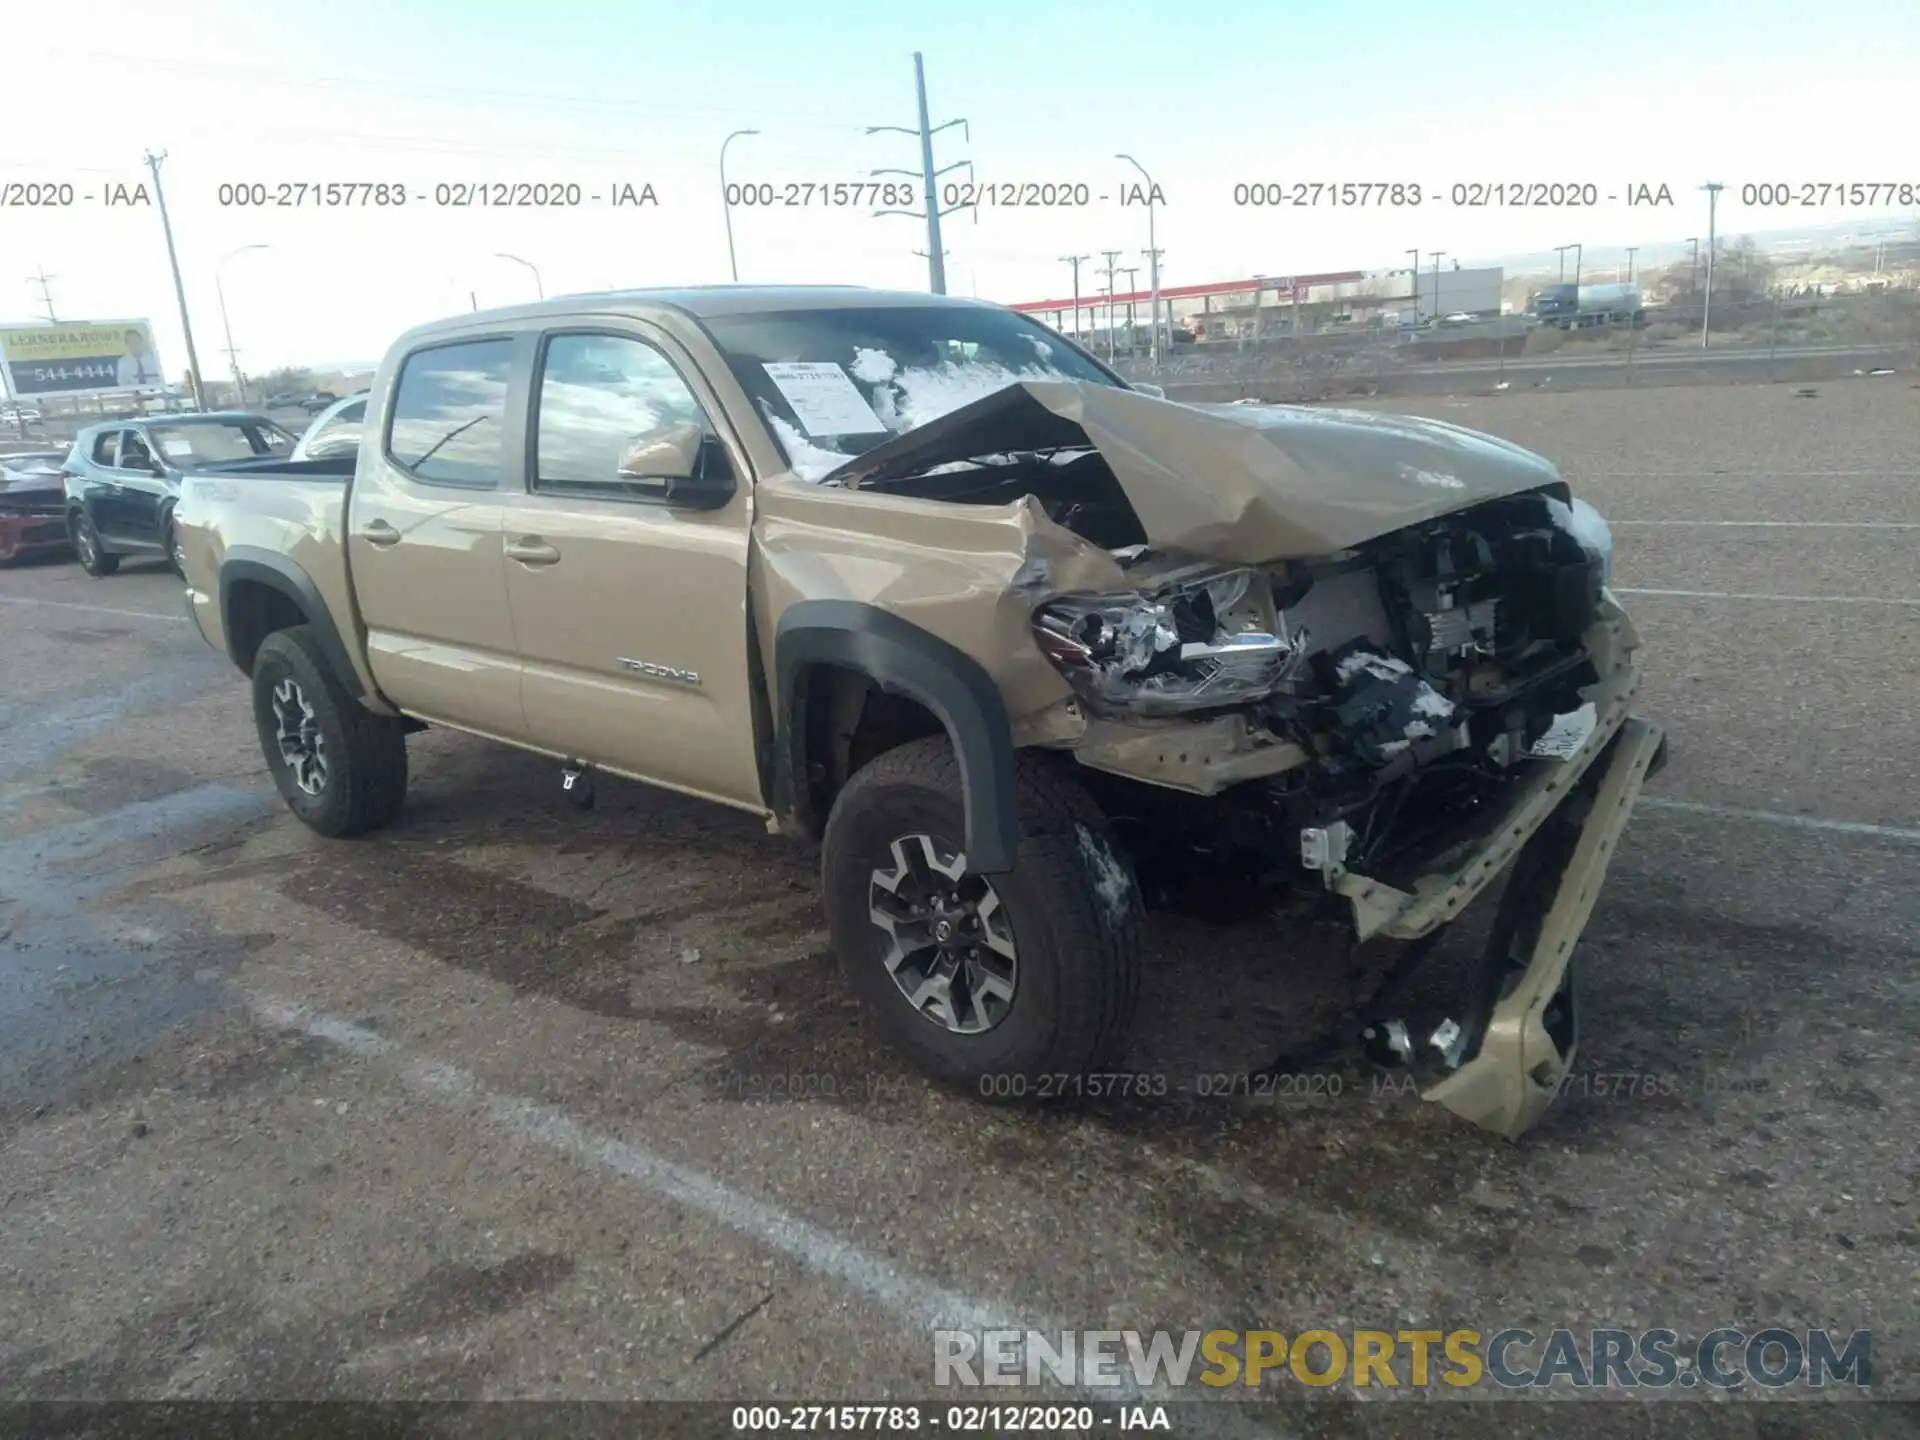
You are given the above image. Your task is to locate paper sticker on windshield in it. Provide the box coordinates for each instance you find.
[1526,702,1597,761]
[761,362,888,437]
[160,438,193,457]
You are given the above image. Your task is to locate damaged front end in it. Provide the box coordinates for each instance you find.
[799,379,1665,1138]
[1017,493,1663,1138]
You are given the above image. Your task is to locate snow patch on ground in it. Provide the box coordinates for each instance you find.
[1075,823,1137,931]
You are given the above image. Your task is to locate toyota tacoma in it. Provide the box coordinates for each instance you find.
[175,286,1666,1138]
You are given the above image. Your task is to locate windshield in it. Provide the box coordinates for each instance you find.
[702,304,1122,480]
[150,419,296,464]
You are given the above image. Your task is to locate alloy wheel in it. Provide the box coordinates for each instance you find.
[271,677,329,796]
[868,833,1018,1034]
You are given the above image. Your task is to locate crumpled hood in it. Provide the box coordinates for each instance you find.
[832,380,1564,563]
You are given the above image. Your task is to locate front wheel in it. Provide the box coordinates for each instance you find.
[251,625,408,837]
[72,513,119,577]
[822,737,1143,1095]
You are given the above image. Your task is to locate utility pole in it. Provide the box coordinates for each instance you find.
[1623,246,1637,284]
[1116,153,1162,370]
[1120,266,1140,351]
[1428,251,1446,319]
[1569,242,1583,289]
[1098,250,1122,361]
[26,266,58,321]
[864,54,970,294]
[1059,254,1089,339]
[144,150,206,411]
[1405,249,1420,320]
[1687,237,1700,292]
[1554,244,1573,282]
[1700,182,1724,350]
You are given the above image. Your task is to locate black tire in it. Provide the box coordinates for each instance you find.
[72,513,119,577]
[822,736,1143,1096]
[251,625,408,837]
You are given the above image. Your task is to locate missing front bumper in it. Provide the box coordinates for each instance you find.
[1419,715,1667,1138]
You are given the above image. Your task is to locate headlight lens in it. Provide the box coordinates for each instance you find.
[1032,568,1309,716]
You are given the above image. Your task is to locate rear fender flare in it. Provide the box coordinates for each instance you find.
[774,600,1019,874]
[220,546,364,699]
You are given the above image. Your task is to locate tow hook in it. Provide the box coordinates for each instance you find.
[561,762,595,811]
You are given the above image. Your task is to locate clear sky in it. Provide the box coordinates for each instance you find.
[4,0,1917,375]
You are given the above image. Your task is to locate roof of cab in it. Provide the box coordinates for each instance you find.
[399,285,1002,337]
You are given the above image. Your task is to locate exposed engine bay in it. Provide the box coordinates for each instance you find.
[857,441,1618,911]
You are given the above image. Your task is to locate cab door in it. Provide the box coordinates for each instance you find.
[344,333,529,743]
[91,430,145,542]
[500,324,762,809]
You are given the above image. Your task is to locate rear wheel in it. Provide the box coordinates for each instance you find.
[822,737,1143,1095]
[251,625,408,837]
[72,513,119,577]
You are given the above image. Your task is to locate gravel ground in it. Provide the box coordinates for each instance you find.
[1,377,1916,1436]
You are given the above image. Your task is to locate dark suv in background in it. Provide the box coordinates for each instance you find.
[63,412,298,577]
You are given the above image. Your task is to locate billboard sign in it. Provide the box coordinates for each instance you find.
[0,320,168,398]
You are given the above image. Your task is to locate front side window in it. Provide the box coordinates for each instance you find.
[388,339,514,487]
[89,431,118,465]
[118,430,155,468]
[533,333,710,494]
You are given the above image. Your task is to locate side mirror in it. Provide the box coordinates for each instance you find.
[1133,382,1166,399]
[617,421,735,509]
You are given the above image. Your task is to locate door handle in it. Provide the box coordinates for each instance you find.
[359,518,401,547]
[505,537,562,566]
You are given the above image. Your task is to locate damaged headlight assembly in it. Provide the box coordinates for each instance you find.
[1030,567,1311,715]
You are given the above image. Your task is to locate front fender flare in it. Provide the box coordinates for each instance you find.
[774,600,1019,874]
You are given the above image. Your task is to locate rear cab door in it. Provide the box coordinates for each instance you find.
[500,315,763,810]
[344,327,529,743]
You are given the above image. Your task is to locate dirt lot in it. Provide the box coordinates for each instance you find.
[1,380,1916,1436]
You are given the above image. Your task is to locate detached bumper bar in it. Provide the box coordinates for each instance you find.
[1421,715,1667,1139]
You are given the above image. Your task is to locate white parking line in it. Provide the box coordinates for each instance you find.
[1615,587,1920,607]
[0,594,189,623]
[1640,797,1920,845]
[250,993,1019,1332]
[1612,520,1920,530]
[248,993,1271,1422]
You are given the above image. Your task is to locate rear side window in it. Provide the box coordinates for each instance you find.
[387,340,514,487]
[304,399,367,459]
[90,431,118,465]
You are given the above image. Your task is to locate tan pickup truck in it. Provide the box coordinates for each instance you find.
[176,286,1666,1138]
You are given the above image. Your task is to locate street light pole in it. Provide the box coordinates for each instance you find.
[494,252,543,299]
[1059,254,1089,339]
[216,243,269,408]
[144,150,207,411]
[1700,183,1723,350]
[719,128,759,282]
[1116,153,1161,371]
[1429,251,1445,320]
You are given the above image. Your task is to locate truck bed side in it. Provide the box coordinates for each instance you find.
[175,458,387,707]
